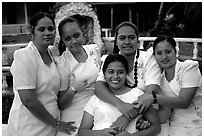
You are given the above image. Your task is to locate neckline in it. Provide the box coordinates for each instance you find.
[30,41,53,68]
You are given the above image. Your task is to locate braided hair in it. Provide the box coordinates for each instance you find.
[113,22,139,88]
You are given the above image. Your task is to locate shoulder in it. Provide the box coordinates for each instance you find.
[83,44,99,51]
[129,87,144,97]
[138,47,157,66]
[177,60,199,73]
[13,42,36,63]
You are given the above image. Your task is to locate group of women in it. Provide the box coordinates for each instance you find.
[5,12,202,136]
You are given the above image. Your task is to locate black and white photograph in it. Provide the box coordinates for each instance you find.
[1,1,202,136]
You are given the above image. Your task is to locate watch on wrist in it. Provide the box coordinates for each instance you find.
[152,91,157,104]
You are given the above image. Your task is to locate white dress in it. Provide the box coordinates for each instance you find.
[161,59,202,136]
[55,44,101,136]
[7,41,61,135]
[84,88,144,133]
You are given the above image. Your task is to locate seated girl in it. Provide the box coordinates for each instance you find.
[78,54,161,136]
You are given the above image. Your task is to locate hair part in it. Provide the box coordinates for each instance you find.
[153,35,177,55]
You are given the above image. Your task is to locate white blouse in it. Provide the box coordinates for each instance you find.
[84,87,144,133]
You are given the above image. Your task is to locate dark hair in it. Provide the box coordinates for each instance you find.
[29,12,55,35]
[113,22,139,88]
[58,17,81,55]
[102,54,129,75]
[153,35,177,55]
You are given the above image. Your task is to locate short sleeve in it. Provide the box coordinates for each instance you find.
[96,55,107,82]
[84,95,97,116]
[182,60,202,88]
[10,49,38,90]
[144,54,161,86]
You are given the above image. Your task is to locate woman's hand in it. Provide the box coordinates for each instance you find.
[100,128,118,136]
[133,93,153,114]
[136,117,151,130]
[48,45,60,57]
[69,74,89,92]
[116,130,131,136]
[110,115,130,132]
[56,121,77,135]
[118,102,138,120]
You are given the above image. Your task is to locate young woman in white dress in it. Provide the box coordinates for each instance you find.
[52,17,101,136]
[137,35,202,135]
[6,12,75,136]
[78,54,161,136]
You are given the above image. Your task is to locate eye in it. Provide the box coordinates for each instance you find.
[156,51,162,55]
[37,27,45,32]
[64,36,71,41]
[165,50,172,54]
[128,35,136,40]
[47,26,55,32]
[74,32,81,38]
[118,70,125,75]
[118,35,126,41]
[107,69,114,74]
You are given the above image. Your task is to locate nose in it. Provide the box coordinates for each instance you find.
[113,72,119,79]
[124,37,131,44]
[162,53,168,59]
[71,38,78,44]
[44,28,52,35]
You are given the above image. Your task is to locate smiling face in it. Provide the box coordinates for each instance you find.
[104,61,127,92]
[116,26,139,56]
[61,22,84,53]
[154,40,177,69]
[33,17,56,47]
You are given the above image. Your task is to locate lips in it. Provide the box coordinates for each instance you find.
[44,38,52,41]
[161,60,169,64]
[111,80,120,84]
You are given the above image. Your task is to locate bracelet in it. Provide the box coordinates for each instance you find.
[70,86,77,94]
[152,91,157,104]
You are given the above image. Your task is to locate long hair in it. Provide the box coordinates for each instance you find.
[112,22,139,88]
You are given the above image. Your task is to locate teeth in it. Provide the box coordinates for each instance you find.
[112,80,119,83]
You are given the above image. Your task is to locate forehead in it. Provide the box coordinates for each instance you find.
[118,26,135,35]
[62,22,81,35]
[107,61,125,69]
[155,40,173,50]
[37,17,54,26]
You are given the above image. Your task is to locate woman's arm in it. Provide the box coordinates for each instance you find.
[57,87,76,110]
[157,105,171,123]
[95,81,137,119]
[132,106,161,136]
[19,89,77,133]
[157,87,197,109]
[19,89,57,127]
[136,87,197,110]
